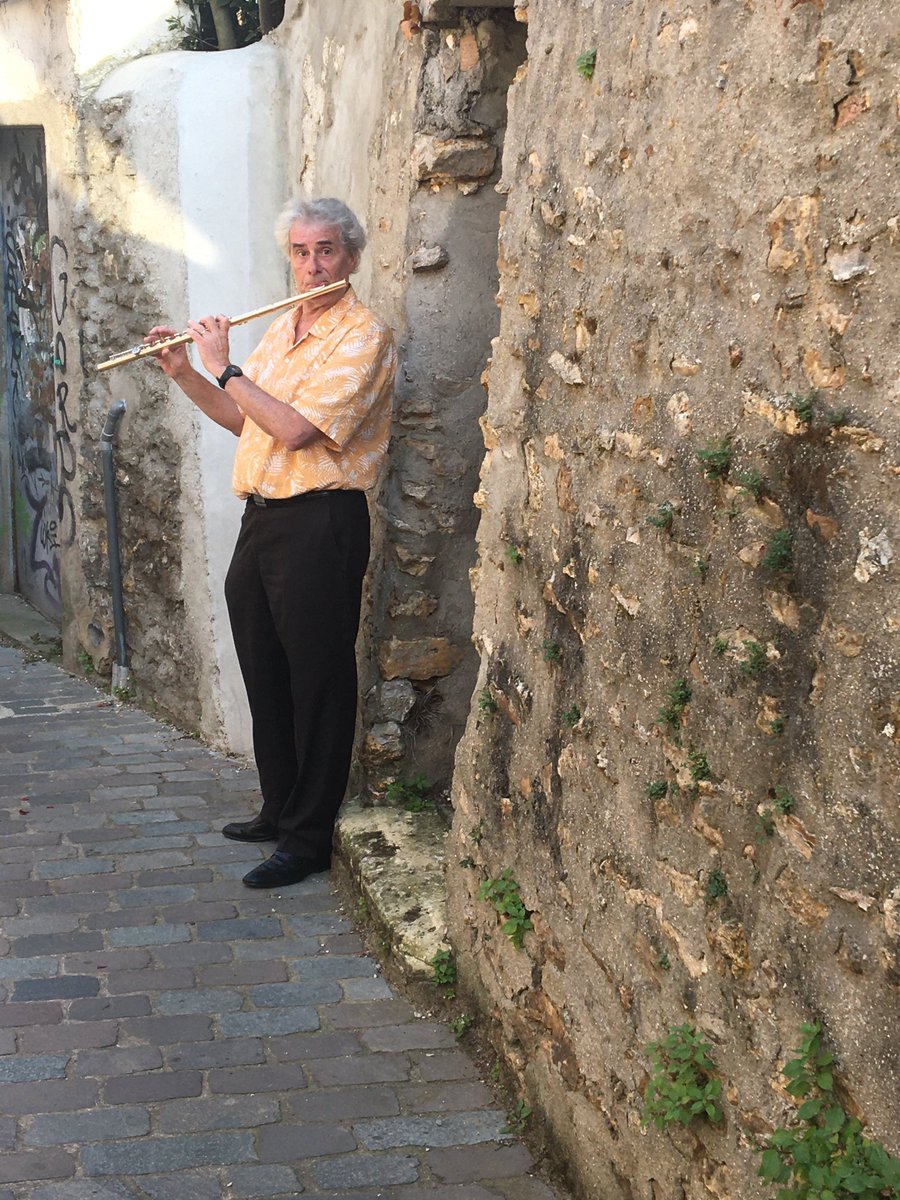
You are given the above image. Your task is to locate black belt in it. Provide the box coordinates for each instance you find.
[247,490,361,507]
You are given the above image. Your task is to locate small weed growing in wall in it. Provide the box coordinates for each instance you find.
[646,501,675,532]
[77,649,94,677]
[790,390,816,425]
[697,438,733,481]
[769,716,786,736]
[429,949,457,988]
[641,1024,723,1129]
[505,544,524,565]
[386,774,431,812]
[713,636,729,657]
[736,469,765,501]
[826,407,850,428]
[646,779,668,801]
[740,640,768,678]
[657,677,692,732]
[470,821,484,845]
[562,703,581,727]
[459,855,476,869]
[478,686,498,714]
[658,952,671,970]
[758,1022,900,1200]
[503,1099,533,1135]
[479,869,533,950]
[773,787,795,815]
[691,554,710,580]
[707,868,728,899]
[576,48,597,79]
[762,528,794,572]
[688,748,711,783]
[757,809,776,839]
[541,639,562,663]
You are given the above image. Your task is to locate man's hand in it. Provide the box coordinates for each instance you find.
[187,314,232,380]
[145,325,191,379]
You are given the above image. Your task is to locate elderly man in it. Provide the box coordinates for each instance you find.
[149,198,396,888]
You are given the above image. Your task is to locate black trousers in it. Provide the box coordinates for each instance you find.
[224,491,370,858]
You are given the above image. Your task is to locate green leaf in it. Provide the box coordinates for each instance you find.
[760,1149,784,1180]
[816,1070,834,1090]
[798,1098,823,1120]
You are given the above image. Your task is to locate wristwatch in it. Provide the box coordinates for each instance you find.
[217,364,243,389]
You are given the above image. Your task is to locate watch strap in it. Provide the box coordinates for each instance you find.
[217,364,243,389]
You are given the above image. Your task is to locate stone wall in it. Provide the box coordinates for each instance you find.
[447,3,899,1198]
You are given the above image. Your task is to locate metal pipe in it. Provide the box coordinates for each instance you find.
[100,400,131,694]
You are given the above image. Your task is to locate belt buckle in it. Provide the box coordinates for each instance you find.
[251,494,266,507]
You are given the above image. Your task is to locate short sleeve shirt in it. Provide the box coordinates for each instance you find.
[231,288,396,499]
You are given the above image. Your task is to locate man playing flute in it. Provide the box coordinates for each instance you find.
[148,197,396,888]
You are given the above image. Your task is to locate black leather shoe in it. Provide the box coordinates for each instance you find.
[222,816,279,842]
[242,850,331,889]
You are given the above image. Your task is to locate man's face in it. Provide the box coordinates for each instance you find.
[289,220,358,293]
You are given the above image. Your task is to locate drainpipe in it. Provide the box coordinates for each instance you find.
[101,400,131,694]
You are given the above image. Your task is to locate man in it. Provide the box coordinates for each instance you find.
[148,197,396,888]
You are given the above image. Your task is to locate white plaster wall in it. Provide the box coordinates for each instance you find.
[68,0,181,79]
[95,44,287,754]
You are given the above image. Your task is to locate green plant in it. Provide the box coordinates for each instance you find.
[641,1024,723,1129]
[736,469,765,501]
[774,787,795,815]
[657,677,692,732]
[646,779,668,801]
[490,1059,502,1082]
[658,953,671,970]
[429,949,457,987]
[112,685,135,702]
[647,501,675,532]
[576,48,597,80]
[562,703,581,727]
[503,1099,533,1135]
[740,639,768,678]
[505,544,524,564]
[697,437,733,480]
[762,528,794,572]
[691,554,710,580]
[470,821,484,846]
[77,648,94,676]
[757,809,776,838]
[541,639,562,663]
[355,897,369,921]
[826,407,849,428]
[758,1022,900,1200]
[459,855,476,869]
[479,869,533,950]
[790,391,815,425]
[478,686,498,714]
[707,868,728,899]
[450,1012,474,1037]
[385,773,431,812]
[769,717,786,736]
[713,636,729,657]
[688,748,711,783]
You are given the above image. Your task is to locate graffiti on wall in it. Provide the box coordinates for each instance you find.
[0,129,71,620]
[50,234,76,549]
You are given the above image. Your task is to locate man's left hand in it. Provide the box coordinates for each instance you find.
[188,314,232,379]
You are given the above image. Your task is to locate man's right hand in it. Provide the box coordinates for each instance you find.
[145,325,191,379]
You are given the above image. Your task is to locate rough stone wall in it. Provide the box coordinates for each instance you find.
[360,7,527,803]
[448,3,899,1198]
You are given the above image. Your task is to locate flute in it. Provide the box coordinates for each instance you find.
[96,280,349,372]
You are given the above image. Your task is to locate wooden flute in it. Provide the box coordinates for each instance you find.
[96,279,349,373]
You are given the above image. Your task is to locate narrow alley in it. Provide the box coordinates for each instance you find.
[0,643,560,1200]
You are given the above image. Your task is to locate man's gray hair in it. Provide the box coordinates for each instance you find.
[275,197,367,260]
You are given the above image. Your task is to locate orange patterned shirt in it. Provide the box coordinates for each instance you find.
[232,288,396,499]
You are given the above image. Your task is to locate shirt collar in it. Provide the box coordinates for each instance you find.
[291,285,358,345]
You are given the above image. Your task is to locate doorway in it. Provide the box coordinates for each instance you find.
[0,126,61,623]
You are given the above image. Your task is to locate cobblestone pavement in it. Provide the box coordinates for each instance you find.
[0,647,563,1200]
